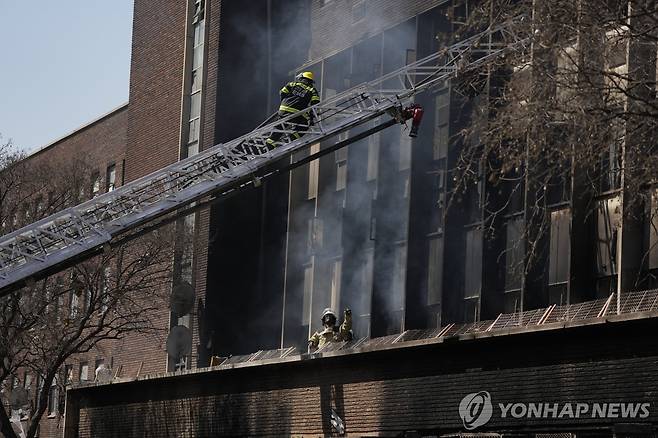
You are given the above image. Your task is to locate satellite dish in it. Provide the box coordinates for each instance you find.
[9,387,29,410]
[170,281,195,316]
[166,325,192,358]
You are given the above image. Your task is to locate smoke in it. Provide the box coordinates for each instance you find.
[282,15,421,339]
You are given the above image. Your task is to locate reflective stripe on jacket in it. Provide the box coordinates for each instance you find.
[279,80,320,114]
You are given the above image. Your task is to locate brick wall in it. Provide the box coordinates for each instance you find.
[67,316,658,437]
[124,0,187,182]
[309,0,449,61]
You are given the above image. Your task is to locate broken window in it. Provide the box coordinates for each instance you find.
[595,197,621,276]
[549,209,570,285]
[427,236,444,306]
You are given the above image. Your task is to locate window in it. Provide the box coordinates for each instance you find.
[94,358,105,381]
[24,372,32,390]
[352,1,366,23]
[330,259,342,312]
[106,164,116,192]
[367,134,379,181]
[595,197,621,276]
[91,172,101,198]
[362,249,375,314]
[64,364,73,385]
[549,209,570,285]
[100,267,111,313]
[504,290,521,313]
[69,290,80,319]
[429,171,446,233]
[600,132,622,192]
[302,265,313,326]
[47,377,58,416]
[308,143,320,199]
[434,90,450,160]
[79,362,89,382]
[399,128,411,170]
[307,217,323,253]
[391,243,407,312]
[183,0,206,158]
[427,236,444,305]
[336,147,348,191]
[464,227,483,299]
[504,217,525,293]
[648,199,658,271]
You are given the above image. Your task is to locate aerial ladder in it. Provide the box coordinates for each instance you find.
[0,19,527,296]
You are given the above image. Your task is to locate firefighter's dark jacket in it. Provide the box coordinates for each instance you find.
[279,79,320,118]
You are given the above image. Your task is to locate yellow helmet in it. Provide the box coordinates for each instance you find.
[299,71,314,81]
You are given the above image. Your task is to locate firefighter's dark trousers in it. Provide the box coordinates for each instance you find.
[265,111,310,149]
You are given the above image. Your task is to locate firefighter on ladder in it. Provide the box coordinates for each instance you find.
[266,71,320,149]
[309,308,353,351]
